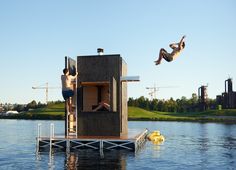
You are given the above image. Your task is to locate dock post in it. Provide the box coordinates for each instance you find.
[36,123,41,154]
[48,123,54,167]
[49,123,54,152]
[100,140,104,158]
[66,139,70,154]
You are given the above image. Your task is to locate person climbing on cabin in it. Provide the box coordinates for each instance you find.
[154,35,186,65]
[61,68,78,108]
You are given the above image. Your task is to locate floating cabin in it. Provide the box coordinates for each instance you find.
[76,53,128,137]
[36,49,147,153]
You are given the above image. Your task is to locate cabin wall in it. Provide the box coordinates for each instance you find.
[77,54,127,136]
[120,58,128,136]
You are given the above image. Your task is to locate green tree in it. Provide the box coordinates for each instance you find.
[157,100,167,112]
[150,99,159,111]
[14,104,25,112]
[176,96,187,112]
[128,97,135,107]
[27,100,37,109]
[167,97,177,112]
[137,96,146,109]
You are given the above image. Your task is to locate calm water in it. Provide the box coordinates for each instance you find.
[0,120,236,170]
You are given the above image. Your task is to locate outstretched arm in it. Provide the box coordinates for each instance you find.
[70,72,79,79]
[178,35,186,50]
[180,35,186,43]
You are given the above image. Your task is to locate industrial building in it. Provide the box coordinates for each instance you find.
[198,85,208,111]
[216,78,236,109]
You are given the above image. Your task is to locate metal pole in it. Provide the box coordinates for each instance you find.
[36,123,42,154]
[66,139,70,154]
[65,56,68,138]
[225,80,227,93]
[49,123,53,154]
[75,58,78,138]
[65,101,67,137]
[48,123,54,167]
[100,140,104,158]
[46,82,48,104]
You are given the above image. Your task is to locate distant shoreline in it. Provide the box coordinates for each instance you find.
[1,104,236,124]
[1,115,236,124]
[128,117,236,123]
[128,107,236,124]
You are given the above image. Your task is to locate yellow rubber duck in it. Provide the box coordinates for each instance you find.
[147,130,165,143]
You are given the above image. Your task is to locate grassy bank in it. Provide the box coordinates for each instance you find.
[128,107,236,123]
[1,104,236,123]
[0,103,65,120]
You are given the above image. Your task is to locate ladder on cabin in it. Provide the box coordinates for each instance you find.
[65,57,77,137]
[67,81,77,136]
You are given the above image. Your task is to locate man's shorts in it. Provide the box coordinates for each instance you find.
[162,52,173,62]
[62,90,74,100]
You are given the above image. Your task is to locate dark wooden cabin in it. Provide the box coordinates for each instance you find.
[76,54,128,137]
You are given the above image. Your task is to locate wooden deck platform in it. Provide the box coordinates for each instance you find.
[36,123,148,153]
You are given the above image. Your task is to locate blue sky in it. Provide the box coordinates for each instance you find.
[0,0,236,104]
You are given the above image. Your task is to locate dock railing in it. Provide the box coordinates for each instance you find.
[36,123,42,154]
[135,129,149,151]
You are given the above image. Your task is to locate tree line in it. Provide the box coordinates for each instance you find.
[2,94,218,113]
[1,100,63,113]
[128,94,217,112]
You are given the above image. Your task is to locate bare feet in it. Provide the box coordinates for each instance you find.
[154,60,161,65]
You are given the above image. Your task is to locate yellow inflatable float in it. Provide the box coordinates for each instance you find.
[147,131,165,144]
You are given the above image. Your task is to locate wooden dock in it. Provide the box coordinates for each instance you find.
[36,123,148,153]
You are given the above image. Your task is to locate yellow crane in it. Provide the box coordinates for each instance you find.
[32,83,61,104]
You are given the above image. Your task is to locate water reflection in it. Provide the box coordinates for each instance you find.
[222,126,236,169]
[63,150,133,170]
[65,152,77,170]
[192,123,236,169]
[1,120,236,169]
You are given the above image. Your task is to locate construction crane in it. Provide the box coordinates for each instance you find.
[146,87,157,100]
[146,84,178,100]
[32,83,61,104]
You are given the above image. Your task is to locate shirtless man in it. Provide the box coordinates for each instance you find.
[155,35,186,65]
[61,68,78,100]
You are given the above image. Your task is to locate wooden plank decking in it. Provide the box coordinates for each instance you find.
[36,125,148,153]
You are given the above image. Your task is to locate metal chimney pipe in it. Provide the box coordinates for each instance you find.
[97,48,104,55]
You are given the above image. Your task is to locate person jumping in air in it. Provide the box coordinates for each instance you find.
[154,35,186,65]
